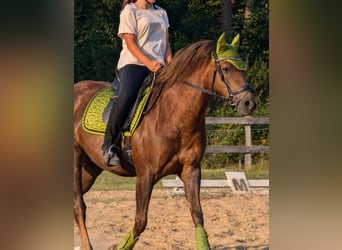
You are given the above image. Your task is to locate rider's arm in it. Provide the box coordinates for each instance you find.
[121,33,163,72]
[164,30,172,64]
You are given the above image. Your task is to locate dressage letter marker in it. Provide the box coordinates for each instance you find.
[225,172,251,193]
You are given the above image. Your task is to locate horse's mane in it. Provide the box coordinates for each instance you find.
[156,40,215,88]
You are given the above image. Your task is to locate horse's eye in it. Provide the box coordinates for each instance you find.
[222,67,230,73]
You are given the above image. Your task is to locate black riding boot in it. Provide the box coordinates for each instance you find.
[102,64,150,166]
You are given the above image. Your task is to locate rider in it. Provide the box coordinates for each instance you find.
[102,0,172,166]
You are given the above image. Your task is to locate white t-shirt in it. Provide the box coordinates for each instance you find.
[117,3,170,70]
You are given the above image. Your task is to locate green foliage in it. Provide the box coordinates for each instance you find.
[247,56,269,115]
[159,0,222,51]
[74,0,121,82]
[201,153,241,169]
[244,158,269,179]
[232,0,269,63]
[203,121,269,167]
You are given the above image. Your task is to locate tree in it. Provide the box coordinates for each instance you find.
[221,0,233,41]
[74,0,121,82]
[231,0,269,63]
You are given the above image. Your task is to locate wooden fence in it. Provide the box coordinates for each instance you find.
[205,116,269,169]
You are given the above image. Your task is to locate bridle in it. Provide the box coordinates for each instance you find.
[181,50,253,107]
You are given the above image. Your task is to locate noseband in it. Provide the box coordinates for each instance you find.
[181,51,253,107]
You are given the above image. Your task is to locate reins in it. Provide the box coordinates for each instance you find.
[180,80,227,100]
[143,74,165,115]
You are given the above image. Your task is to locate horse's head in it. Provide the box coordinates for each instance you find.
[211,33,257,116]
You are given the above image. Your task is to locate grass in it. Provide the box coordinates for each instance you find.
[245,159,269,179]
[91,172,177,191]
[91,160,269,191]
[91,172,136,191]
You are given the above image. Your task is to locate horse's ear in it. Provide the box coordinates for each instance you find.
[231,34,240,49]
[216,32,227,53]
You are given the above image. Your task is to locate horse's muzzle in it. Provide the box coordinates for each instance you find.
[236,91,257,116]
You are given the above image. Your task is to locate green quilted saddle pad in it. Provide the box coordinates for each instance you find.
[82,87,113,135]
[82,82,154,136]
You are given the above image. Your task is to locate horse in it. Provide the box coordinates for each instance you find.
[74,33,257,250]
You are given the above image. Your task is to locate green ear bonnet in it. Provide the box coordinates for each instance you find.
[212,33,247,71]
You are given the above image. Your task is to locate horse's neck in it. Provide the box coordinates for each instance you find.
[160,78,211,124]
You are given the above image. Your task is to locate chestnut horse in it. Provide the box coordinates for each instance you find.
[74,34,257,250]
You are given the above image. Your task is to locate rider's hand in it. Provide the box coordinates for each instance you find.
[146,60,163,72]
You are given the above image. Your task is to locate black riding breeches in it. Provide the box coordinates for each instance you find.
[102,64,150,152]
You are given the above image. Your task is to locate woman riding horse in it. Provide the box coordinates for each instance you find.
[74,33,257,250]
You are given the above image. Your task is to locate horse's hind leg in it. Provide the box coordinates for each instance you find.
[180,167,210,250]
[74,145,103,250]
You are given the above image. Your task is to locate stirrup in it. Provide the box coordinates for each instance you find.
[105,145,120,166]
[108,144,116,153]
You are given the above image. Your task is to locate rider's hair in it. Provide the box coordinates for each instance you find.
[121,0,157,10]
[122,0,137,10]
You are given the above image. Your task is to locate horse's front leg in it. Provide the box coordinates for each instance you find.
[180,166,210,250]
[110,174,153,250]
